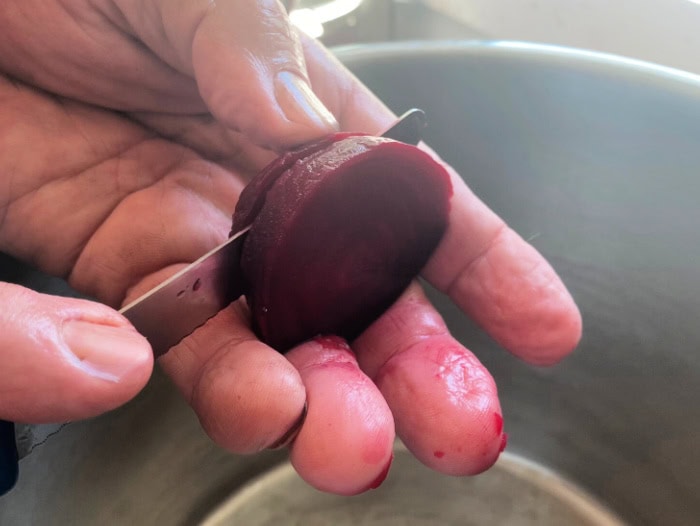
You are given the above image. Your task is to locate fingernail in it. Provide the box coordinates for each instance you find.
[62,321,151,382]
[268,401,308,449]
[275,71,338,131]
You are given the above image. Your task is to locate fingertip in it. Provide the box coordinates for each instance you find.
[525,297,583,366]
[224,73,339,150]
[441,226,584,366]
[54,312,155,418]
[360,451,394,493]
[62,320,153,386]
[0,286,154,422]
[287,336,395,495]
[375,336,504,476]
[191,341,307,453]
[158,304,308,454]
[354,284,505,475]
[498,250,584,367]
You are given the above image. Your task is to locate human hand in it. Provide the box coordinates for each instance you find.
[0,0,581,495]
[0,0,336,420]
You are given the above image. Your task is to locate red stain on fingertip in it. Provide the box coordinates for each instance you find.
[433,450,445,458]
[494,412,504,435]
[499,433,508,453]
[365,453,394,491]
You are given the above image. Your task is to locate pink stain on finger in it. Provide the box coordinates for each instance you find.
[363,453,394,492]
[375,335,503,476]
[494,412,504,435]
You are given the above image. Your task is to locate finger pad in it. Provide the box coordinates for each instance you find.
[192,344,306,453]
[457,231,582,364]
[376,336,504,475]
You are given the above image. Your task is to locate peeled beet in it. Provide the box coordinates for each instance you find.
[231,134,452,352]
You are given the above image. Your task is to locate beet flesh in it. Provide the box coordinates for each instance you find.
[232,134,452,352]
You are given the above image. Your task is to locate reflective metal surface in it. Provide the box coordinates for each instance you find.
[1,42,699,525]
[200,446,625,526]
[120,227,250,358]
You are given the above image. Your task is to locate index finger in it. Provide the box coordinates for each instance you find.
[303,37,582,364]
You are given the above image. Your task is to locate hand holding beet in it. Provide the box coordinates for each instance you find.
[0,0,582,498]
[170,122,579,494]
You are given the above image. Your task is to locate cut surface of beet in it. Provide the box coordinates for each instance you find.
[231,133,358,233]
[232,135,452,352]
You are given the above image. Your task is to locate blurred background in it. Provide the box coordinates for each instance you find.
[289,0,700,75]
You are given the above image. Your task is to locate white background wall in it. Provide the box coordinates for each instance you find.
[423,0,700,74]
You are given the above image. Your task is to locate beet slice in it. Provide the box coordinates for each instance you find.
[232,135,452,352]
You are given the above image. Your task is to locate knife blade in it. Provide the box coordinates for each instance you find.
[120,108,427,357]
[119,227,250,357]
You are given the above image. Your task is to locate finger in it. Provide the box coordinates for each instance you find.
[128,111,277,175]
[354,282,505,476]
[303,38,582,364]
[0,282,152,423]
[114,0,338,149]
[158,301,307,453]
[421,159,582,365]
[69,153,245,307]
[301,33,396,134]
[285,336,395,495]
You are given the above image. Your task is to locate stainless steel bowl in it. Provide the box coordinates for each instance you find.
[1,42,699,525]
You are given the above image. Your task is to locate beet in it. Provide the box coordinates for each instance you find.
[231,134,452,352]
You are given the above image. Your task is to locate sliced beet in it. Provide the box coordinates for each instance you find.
[231,133,357,232]
[232,135,452,352]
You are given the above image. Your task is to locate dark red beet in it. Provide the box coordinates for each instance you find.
[232,134,452,352]
[231,133,358,231]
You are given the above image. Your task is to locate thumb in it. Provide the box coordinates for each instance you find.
[191,0,339,148]
[0,283,153,423]
[117,0,338,149]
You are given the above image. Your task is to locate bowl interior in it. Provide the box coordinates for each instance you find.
[335,41,700,526]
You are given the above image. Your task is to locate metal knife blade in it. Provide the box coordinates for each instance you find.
[120,108,427,357]
[119,227,250,357]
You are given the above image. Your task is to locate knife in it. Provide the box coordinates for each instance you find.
[119,108,427,358]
